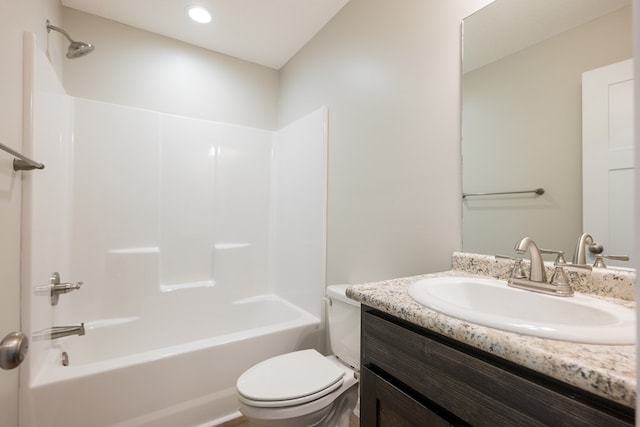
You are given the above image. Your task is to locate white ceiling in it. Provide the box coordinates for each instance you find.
[463,0,631,73]
[60,0,350,70]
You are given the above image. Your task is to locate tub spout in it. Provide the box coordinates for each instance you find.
[33,323,85,341]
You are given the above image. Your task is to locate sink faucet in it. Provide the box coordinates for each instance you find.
[32,323,85,341]
[513,237,547,283]
[572,233,593,265]
[506,237,591,297]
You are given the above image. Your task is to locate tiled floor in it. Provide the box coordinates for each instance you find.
[218,414,360,427]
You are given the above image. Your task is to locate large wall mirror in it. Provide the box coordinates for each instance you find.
[461,0,632,266]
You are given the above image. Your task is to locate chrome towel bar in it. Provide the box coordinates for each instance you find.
[463,187,544,199]
[0,142,45,171]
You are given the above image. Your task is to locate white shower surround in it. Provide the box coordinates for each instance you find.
[22,39,327,426]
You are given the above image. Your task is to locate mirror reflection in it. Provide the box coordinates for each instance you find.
[461,0,632,266]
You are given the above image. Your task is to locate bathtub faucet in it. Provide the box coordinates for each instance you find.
[32,323,85,341]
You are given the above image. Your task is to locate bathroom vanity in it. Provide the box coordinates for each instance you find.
[347,253,636,426]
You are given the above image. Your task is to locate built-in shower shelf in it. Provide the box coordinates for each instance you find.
[160,280,215,293]
[215,243,251,250]
[108,247,159,254]
[83,317,139,330]
[107,245,252,254]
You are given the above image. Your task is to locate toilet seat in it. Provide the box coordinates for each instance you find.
[237,349,346,408]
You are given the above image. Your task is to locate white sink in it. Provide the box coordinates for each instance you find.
[408,276,635,345]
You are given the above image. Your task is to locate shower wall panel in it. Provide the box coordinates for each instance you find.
[59,100,274,323]
[25,45,75,380]
[159,114,272,297]
[271,107,328,318]
[69,99,161,321]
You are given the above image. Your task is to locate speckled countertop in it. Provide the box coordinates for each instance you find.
[346,252,636,409]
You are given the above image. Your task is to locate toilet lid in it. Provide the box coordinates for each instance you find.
[236,349,345,406]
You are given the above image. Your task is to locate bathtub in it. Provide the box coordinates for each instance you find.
[27,293,321,427]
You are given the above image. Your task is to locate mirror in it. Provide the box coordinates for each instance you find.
[461,0,632,263]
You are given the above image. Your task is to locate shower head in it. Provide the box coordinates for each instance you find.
[46,19,95,59]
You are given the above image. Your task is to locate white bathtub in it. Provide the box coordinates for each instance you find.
[28,293,321,427]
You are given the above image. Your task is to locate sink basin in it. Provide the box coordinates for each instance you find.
[408,277,635,345]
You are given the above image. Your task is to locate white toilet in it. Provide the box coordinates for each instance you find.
[236,285,361,427]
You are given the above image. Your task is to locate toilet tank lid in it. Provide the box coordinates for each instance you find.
[326,285,360,307]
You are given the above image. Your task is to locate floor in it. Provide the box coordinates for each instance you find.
[218,414,360,427]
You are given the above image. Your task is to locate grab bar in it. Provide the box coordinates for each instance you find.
[0,142,45,171]
[462,188,544,199]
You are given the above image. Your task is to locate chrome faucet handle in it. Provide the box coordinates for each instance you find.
[588,243,604,254]
[544,249,570,293]
[33,272,84,306]
[593,254,630,268]
[558,262,592,271]
[539,249,567,265]
[495,255,526,279]
[53,281,83,294]
[548,260,591,297]
[548,265,572,296]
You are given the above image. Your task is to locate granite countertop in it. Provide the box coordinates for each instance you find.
[346,253,637,409]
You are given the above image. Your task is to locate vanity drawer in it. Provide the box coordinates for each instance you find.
[362,307,633,426]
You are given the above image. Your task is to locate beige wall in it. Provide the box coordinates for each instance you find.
[279,0,492,284]
[61,8,280,130]
[0,1,64,424]
[462,7,632,256]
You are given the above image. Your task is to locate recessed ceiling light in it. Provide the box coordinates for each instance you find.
[186,5,212,24]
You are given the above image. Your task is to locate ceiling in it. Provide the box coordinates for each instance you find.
[463,0,631,73]
[60,0,350,70]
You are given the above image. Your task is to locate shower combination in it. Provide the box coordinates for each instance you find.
[46,19,94,59]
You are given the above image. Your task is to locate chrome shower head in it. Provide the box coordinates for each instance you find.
[65,40,95,59]
[46,19,95,59]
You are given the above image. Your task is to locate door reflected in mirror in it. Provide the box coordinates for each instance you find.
[461,0,633,268]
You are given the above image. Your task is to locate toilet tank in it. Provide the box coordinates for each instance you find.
[326,285,361,369]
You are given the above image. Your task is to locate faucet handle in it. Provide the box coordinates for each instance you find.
[593,254,630,268]
[539,249,567,265]
[548,265,573,296]
[33,272,84,306]
[547,260,592,297]
[495,254,527,279]
[588,243,604,254]
[576,242,626,267]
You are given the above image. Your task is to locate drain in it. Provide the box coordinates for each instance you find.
[61,351,69,366]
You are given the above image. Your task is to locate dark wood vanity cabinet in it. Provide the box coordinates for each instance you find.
[360,306,634,427]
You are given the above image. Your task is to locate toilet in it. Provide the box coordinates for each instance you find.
[236,285,360,427]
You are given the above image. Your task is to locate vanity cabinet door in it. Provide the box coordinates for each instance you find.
[361,306,634,427]
[361,366,459,427]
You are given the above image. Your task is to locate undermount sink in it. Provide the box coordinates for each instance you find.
[408,276,635,345]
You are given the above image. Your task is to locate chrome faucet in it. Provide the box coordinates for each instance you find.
[507,237,591,297]
[572,234,630,268]
[572,233,593,265]
[513,237,547,283]
[32,323,85,341]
